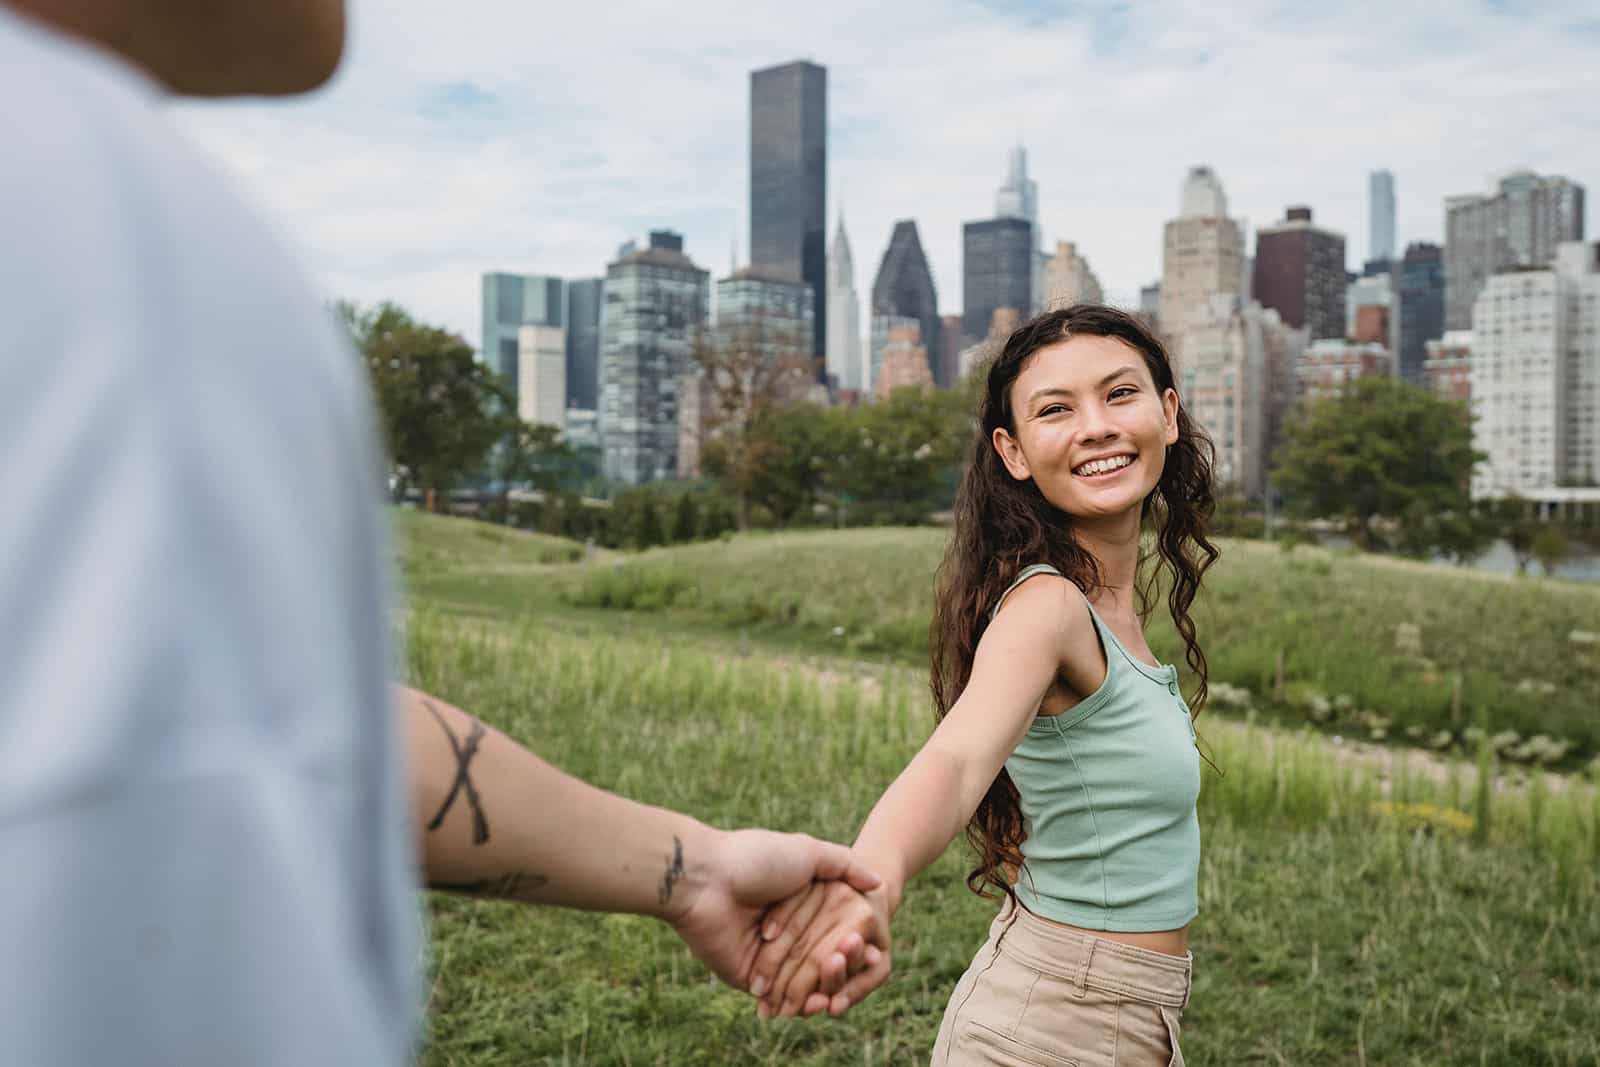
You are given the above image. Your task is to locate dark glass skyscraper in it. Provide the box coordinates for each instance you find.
[870,220,940,385]
[750,60,826,365]
[481,272,563,395]
[963,217,1034,345]
[565,278,603,410]
[1397,242,1444,385]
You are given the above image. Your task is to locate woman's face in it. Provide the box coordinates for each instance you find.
[992,334,1180,524]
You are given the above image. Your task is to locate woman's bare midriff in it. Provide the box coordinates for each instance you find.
[1022,899,1189,957]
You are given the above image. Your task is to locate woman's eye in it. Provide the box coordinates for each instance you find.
[1110,386,1137,400]
[1041,404,1068,416]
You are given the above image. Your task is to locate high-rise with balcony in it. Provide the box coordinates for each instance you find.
[749,60,826,364]
[1445,171,1586,330]
[598,231,709,485]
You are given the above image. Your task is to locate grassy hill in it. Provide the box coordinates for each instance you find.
[551,527,1600,764]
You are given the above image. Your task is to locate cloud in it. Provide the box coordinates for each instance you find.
[171,0,1600,352]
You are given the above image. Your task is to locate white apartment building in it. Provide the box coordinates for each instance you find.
[517,324,567,429]
[1470,240,1600,498]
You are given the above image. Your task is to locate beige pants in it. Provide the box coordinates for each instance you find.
[931,897,1191,1067]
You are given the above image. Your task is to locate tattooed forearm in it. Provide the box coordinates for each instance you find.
[431,870,550,901]
[423,698,490,844]
[657,835,686,906]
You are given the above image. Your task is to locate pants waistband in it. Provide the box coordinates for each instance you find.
[990,896,1192,1009]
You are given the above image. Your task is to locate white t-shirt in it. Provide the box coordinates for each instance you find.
[0,11,419,1065]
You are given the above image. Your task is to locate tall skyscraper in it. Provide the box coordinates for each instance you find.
[870,220,940,387]
[749,60,827,363]
[963,217,1033,350]
[1253,206,1347,341]
[825,217,863,392]
[1160,167,1245,355]
[1470,240,1600,497]
[565,278,603,411]
[481,272,563,395]
[599,231,709,485]
[1397,242,1444,385]
[1369,170,1396,264]
[1445,171,1586,330]
[995,144,1039,233]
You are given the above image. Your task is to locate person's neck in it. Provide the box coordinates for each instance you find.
[1071,512,1143,614]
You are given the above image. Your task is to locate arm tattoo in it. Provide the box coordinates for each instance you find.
[423,698,490,845]
[431,870,550,901]
[658,835,686,906]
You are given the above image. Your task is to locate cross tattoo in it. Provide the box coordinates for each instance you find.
[423,699,490,845]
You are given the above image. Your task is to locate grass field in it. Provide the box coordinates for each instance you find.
[393,513,1600,1066]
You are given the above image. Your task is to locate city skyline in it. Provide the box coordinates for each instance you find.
[173,0,1600,353]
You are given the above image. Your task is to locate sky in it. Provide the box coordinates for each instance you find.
[173,0,1600,353]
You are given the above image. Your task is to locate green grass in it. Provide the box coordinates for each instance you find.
[406,612,1600,1067]
[549,528,1600,765]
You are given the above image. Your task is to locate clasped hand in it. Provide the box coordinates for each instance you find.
[748,878,894,1018]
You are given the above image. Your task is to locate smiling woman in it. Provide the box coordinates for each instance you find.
[744,304,1221,1065]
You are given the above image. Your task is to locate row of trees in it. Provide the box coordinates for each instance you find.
[344,298,1589,571]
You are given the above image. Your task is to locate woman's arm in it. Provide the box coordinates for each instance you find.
[750,574,1089,1015]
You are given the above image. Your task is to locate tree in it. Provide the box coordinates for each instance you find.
[1273,378,1483,550]
[670,492,700,544]
[1492,495,1540,574]
[692,313,818,529]
[343,301,507,510]
[818,384,971,525]
[1532,524,1570,576]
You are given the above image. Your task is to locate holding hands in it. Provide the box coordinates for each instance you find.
[749,877,895,1018]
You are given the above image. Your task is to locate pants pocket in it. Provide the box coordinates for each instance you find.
[1160,1005,1184,1067]
[956,1021,1082,1067]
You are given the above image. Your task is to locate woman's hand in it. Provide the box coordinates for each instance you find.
[750,879,893,1018]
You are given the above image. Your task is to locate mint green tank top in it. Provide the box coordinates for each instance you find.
[992,564,1201,932]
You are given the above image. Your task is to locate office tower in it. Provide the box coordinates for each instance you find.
[1041,240,1104,309]
[1160,167,1246,350]
[1253,206,1348,341]
[1396,242,1444,385]
[1369,170,1396,264]
[870,220,940,386]
[481,272,563,395]
[749,60,827,362]
[995,143,1039,229]
[825,217,863,392]
[963,217,1033,348]
[1470,240,1600,496]
[1445,171,1586,330]
[1176,297,1303,499]
[598,231,709,485]
[565,278,603,410]
[517,324,566,428]
[714,266,816,370]
[938,314,965,386]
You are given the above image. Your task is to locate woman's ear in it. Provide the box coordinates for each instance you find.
[992,426,1032,481]
[1162,389,1180,447]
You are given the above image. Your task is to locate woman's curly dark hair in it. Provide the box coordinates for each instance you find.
[928,304,1219,900]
